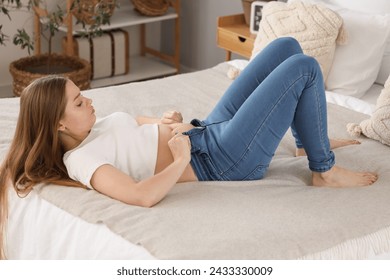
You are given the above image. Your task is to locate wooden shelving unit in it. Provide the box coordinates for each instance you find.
[56,0,181,88]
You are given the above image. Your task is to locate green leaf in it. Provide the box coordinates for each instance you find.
[13,29,33,55]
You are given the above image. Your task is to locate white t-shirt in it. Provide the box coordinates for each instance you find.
[63,112,159,189]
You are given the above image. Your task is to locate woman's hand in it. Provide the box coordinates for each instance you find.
[161,110,183,125]
[168,133,191,163]
[170,123,195,136]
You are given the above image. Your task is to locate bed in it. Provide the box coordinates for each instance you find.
[1,0,390,260]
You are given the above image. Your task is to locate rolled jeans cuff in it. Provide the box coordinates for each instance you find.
[309,151,335,173]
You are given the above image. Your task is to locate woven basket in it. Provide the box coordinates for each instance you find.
[72,0,116,25]
[131,0,169,16]
[9,54,91,97]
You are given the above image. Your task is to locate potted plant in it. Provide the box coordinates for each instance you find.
[1,0,117,96]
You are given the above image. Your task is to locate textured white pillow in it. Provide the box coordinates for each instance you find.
[251,1,345,81]
[324,8,390,97]
[347,74,390,146]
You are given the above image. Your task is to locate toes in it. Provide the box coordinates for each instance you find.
[345,139,360,145]
[362,173,378,184]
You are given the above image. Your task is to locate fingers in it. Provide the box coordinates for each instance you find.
[170,133,191,147]
[173,126,185,135]
[171,125,183,137]
[168,133,191,162]
[161,110,183,124]
[172,131,189,140]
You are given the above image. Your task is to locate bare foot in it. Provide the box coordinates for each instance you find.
[295,138,361,157]
[330,138,361,149]
[312,166,378,187]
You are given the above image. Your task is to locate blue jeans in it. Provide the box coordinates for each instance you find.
[184,37,335,181]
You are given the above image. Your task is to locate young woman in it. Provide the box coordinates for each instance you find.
[0,37,378,258]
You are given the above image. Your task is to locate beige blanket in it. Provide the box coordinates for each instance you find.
[1,63,390,259]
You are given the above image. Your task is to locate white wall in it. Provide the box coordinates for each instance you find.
[175,0,244,72]
[172,0,286,72]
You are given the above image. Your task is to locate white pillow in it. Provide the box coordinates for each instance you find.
[288,0,390,91]
[251,1,345,81]
[326,0,390,86]
[325,8,390,97]
[327,0,390,14]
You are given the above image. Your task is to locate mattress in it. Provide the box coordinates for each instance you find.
[2,61,389,259]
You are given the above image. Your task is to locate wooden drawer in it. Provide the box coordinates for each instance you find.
[217,14,255,59]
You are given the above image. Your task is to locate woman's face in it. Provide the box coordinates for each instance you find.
[58,80,96,138]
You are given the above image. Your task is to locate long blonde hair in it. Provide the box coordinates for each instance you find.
[0,76,85,259]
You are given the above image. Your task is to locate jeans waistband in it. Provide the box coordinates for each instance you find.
[183,124,224,181]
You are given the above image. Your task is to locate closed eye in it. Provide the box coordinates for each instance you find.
[74,93,84,107]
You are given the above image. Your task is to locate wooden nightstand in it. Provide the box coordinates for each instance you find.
[217,14,256,61]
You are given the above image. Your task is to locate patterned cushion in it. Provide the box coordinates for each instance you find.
[347,75,390,146]
[251,1,346,81]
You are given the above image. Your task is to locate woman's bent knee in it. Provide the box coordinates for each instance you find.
[290,54,321,74]
[273,37,302,53]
